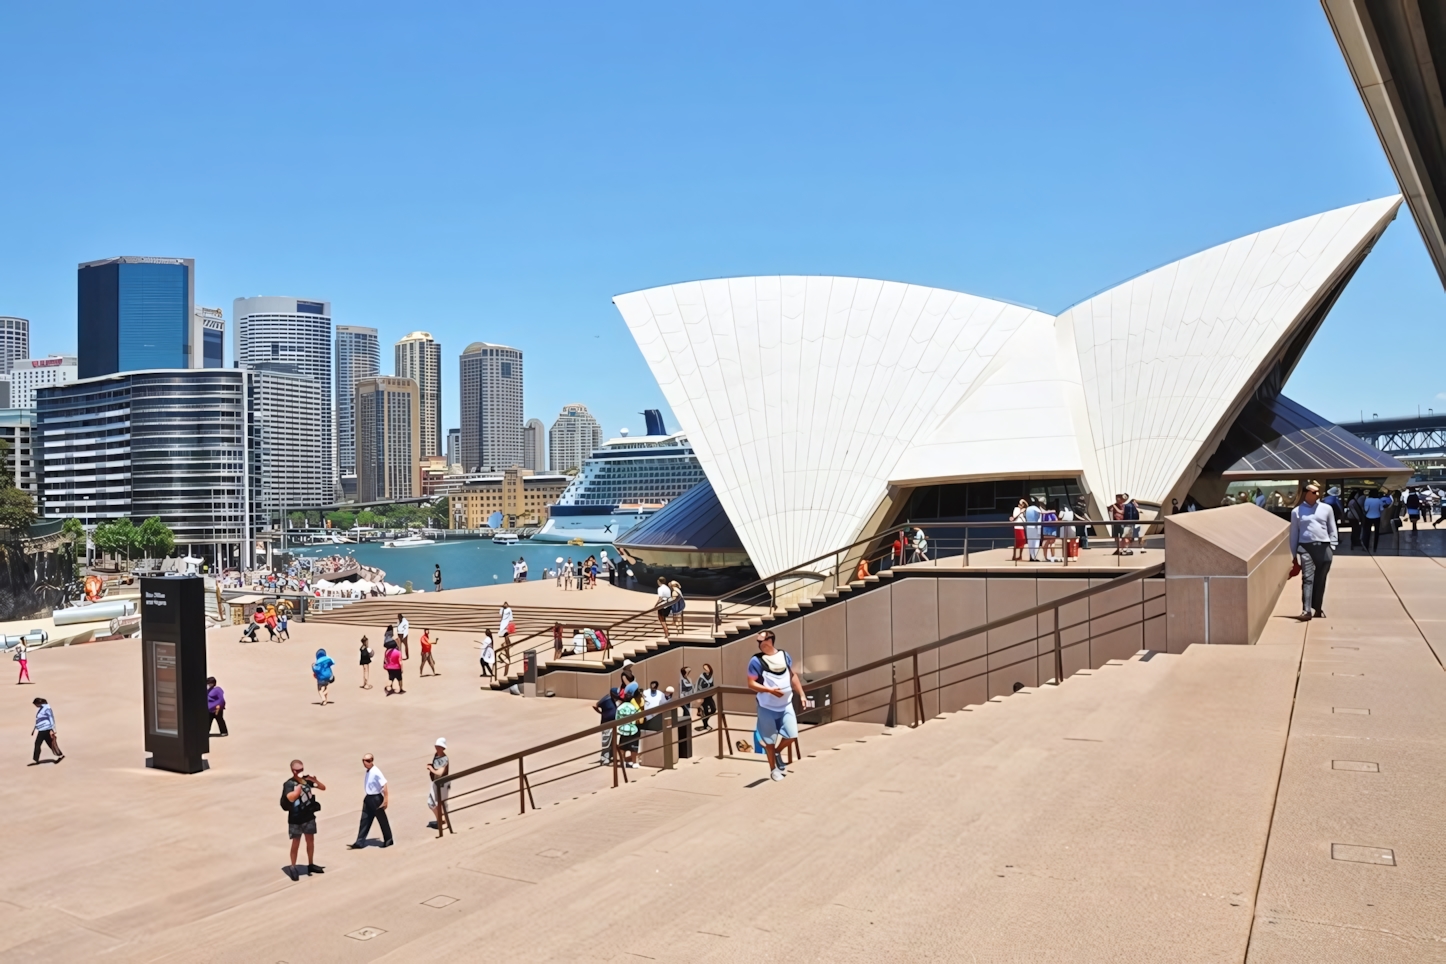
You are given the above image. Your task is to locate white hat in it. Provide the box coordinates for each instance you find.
[435,737,447,749]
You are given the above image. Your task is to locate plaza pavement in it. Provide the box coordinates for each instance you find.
[1,552,1443,961]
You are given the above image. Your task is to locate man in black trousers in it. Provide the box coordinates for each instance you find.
[347,753,394,849]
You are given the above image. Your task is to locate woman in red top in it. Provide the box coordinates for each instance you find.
[419,630,439,677]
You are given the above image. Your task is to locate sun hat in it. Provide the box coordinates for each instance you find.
[435,737,447,749]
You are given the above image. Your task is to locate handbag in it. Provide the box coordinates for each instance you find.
[1289,561,1301,579]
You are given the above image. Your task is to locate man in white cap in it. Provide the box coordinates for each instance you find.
[427,738,450,833]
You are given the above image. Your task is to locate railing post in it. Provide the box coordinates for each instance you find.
[1053,605,1063,685]
[886,663,898,728]
[662,712,675,770]
[517,757,527,815]
[912,651,924,727]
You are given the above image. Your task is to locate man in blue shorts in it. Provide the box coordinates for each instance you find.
[747,631,806,782]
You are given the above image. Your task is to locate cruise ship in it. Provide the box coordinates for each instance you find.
[535,414,706,544]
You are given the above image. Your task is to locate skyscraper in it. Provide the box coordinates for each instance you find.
[246,364,328,524]
[395,331,442,458]
[0,317,29,372]
[77,257,196,378]
[446,427,461,467]
[195,306,225,368]
[459,342,523,472]
[335,325,380,481]
[234,296,335,491]
[549,403,602,473]
[356,376,420,502]
[524,418,546,471]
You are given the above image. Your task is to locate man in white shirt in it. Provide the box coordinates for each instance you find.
[641,680,667,733]
[1290,483,1339,621]
[348,754,393,849]
[396,614,410,660]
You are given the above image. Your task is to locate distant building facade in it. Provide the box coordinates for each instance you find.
[458,342,523,472]
[450,468,569,528]
[395,331,442,459]
[8,355,78,409]
[195,306,225,368]
[335,325,380,483]
[446,427,461,467]
[524,417,546,471]
[245,364,328,525]
[77,257,196,378]
[355,376,420,502]
[0,407,36,498]
[234,296,334,492]
[0,317,29,372]
[549,403,602,473]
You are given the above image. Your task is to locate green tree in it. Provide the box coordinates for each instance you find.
[94,518,137,562]
[0,437,12,486]
[138,516,176,558]
[326,510,355,530]
[356,509,380,527]
[60,518,85,575]
[429,496,450,528]
[306,509,322,527]
[289,511,307,529]
[0,486,35,530]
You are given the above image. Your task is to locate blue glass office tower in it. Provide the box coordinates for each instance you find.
[77,257,196,378]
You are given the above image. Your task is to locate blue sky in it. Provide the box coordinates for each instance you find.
[0,2,1439,434]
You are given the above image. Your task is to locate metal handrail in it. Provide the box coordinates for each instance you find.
[435,560,1166,834]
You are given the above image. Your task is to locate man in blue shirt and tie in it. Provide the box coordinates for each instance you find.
[1290,483,1339,621]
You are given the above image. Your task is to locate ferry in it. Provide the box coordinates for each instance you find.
[383,535,436,548]
[534,425,706,544]
[491,532,520,546]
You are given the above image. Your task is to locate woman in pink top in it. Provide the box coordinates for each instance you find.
[383,641,405,695]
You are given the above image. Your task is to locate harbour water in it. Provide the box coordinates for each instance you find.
[291,538,622,592]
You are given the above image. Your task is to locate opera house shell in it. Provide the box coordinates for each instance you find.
[613,197,1408,583]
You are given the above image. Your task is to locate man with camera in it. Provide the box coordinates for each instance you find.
[282,759,328,880]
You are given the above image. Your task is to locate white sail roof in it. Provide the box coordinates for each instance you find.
[615,197,1401,577]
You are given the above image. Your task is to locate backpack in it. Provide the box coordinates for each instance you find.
[281,779,320,817]
[312,658,333,682]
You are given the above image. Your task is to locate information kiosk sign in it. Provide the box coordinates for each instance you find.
[140,575,209,773]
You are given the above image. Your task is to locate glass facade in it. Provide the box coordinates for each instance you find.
[77,259,193,378]
[203,328,224,368]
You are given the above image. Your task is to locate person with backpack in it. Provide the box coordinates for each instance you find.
[312,648,336,706]
[593,687,620,765]
[14,638,29,684]
[433,563,443,593]
[281,759,327,880]
[614,690,641,769]
[747,630,807,782]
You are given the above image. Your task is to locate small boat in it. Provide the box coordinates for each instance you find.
[383,535,436,548]
[492,532,520,545]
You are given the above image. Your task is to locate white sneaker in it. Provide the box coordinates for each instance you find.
[770,767,785,781]
[627,762,640,769]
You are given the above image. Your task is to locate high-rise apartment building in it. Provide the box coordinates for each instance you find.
[356,376,420,502]
[234,297,334,491]
[0,408,36,498]
[8,355,78,408]
[245,364,328,523]
[335,325,380,481]
[77,257,196,378]
[459,342,523,473]
[0,317,29,372]
[395,331,442,458]
[446,427,461,467]
[195,306,225,368]
[549,403,602,473]
[524,418,546,471]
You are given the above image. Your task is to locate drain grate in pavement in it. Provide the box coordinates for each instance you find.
[536,848,568,859]
[1331,844,1395,866]
[421,895,458,908]
[1333,707,1371,715]
[345,927,387,941]
[1332,760,1380,772]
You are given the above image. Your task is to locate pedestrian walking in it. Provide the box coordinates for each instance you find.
[383,640,405,695]
[433,564,443,592]
[418,629,440,676]
[642,680,666,734]
[553,621,564,661]
[312,649,336,706]
[28,697,62,764]
[497,630,512,677]
[396,614,410,660]
[679,665,695,724]
[427,738,450,832]
[655,577,673,639]
[1024,499,1043,562]
[1010,499,1027,561]
[1362,489,1384,552]
[747,631,806,781]
[347,753,393,849]
[207,676,228,736]
[1407,488,1423,532]
[358,635,374,689]
[594,687,619,764]
[281,760,327,880]
[254,606,275,641]
[1074,495,1091,549]
[1124,495,1142,552]
[13,639,29,684]
[1291,483,1338,621]
[277,612,291,641]
[696,663,716,732]
[614,691,641,768]
[479,631,495,679]
[668,580,686,633]
[499,602,515,637]
[1109,494,1131,555]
